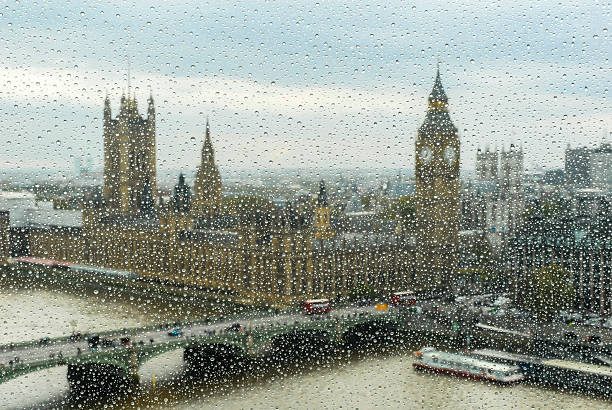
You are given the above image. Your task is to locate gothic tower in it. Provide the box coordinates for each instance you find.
[500,144,524,197]
[414,67,460,297]
[173,172,192,213]
[476,147,499,183]
[314,180,334,241]
[499,144,524,233]
[103,92,157,215]
[192,120,222,217]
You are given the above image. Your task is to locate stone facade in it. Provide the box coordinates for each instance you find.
[28,210,414,305]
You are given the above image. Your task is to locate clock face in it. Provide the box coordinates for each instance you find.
[420,146,433,164]
[444,146,457,165]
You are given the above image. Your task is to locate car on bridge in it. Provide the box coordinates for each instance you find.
[563,332,578,341]
[101,338,116,348]
[168,328,184,337]
[356,298,372,307]
[225,323,243,332]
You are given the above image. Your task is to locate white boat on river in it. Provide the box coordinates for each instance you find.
[413,347,525,384]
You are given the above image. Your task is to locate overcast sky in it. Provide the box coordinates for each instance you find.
[0,0,609,175]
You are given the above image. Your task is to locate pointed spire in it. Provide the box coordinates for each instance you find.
[193,117,222,217]
[318,180,328,206]
[201,118,214,163]
[119,90,126,112]
[147,90,155,117]
[429,65,448,104]
[127,55,131,95]
[104,93,112,123]
[205,118,211,145]
[173,171,191,213]
[427,62,449,115]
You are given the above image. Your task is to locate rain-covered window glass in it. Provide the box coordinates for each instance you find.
[0,1,610,408]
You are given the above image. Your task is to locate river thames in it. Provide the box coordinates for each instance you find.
[0,277,610,409]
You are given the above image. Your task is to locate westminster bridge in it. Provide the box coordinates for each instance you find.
[0,304,462,395]
[4,298,612,398]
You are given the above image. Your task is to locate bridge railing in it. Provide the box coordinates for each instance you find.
[0,308,286,353]
[1,305,408,356]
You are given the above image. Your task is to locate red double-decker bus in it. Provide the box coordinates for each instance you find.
[302,299,331,315]
[390,290,417,306]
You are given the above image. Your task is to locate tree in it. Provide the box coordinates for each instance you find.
[379,195,416,231]
[520,264,575,320]
[360,194,374,211]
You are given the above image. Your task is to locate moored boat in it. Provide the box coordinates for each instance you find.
[413,347,524,384]
[471,348,612,397]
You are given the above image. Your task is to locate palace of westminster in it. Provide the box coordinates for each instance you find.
[4,66,612,311]
[10,70,466,305]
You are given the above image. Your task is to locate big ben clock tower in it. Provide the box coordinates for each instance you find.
[414,66,460,297]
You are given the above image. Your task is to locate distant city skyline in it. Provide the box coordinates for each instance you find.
[0,0,609,173]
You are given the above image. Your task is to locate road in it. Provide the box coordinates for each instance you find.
[0,304,390,367]
[4,294,612,371]
[448,295,612,348]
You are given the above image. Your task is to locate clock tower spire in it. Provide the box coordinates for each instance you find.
[414,66,460,297]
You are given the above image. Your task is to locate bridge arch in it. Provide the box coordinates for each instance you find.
[183,342,248,377]
[0,356,133,395]
[133,337,247,366]
[67,362,134,396]
[263,328,335,361]
[0,361,68,386]
[342,317,404,347]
